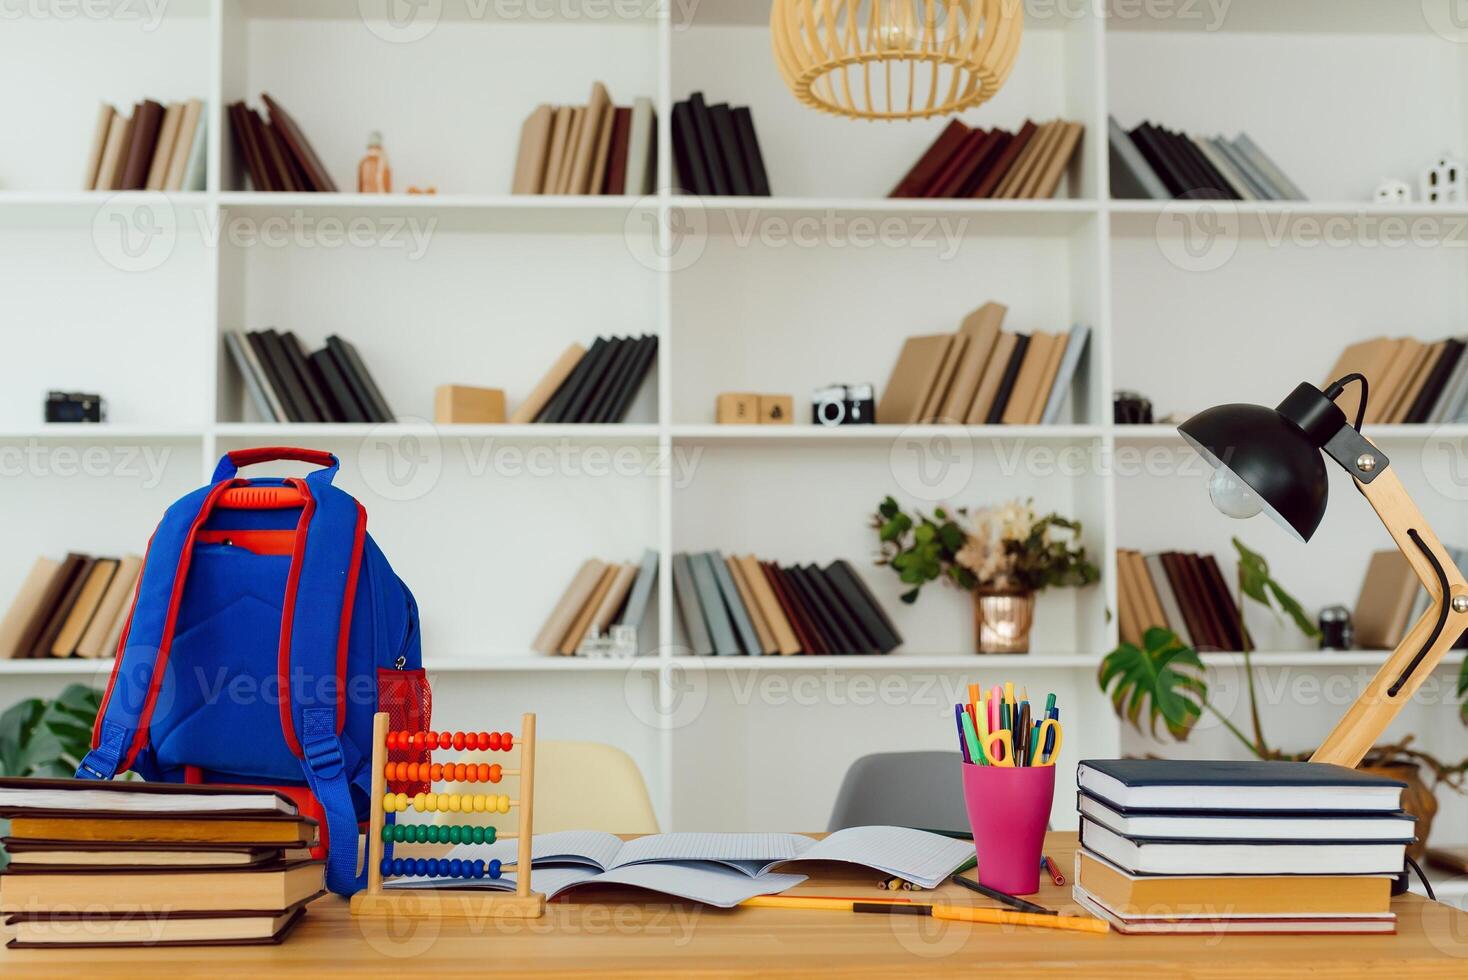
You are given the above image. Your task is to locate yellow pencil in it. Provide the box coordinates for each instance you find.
[740,896,1109,934]
[932,904,1109,934]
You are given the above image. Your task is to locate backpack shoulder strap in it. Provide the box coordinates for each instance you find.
[279,471,369,896]
[77,479,238,781]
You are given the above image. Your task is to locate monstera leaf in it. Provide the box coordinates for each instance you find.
[1098,627,1208,740]
[0,684,102,778]
[1233,537,1320,639]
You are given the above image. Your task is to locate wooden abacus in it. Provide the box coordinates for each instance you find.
[349,711,545,919]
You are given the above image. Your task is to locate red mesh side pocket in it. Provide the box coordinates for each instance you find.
[378,668,431,796]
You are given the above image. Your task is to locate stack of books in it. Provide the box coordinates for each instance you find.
[1109,115,1305,201]
[0,778,323,947]
[1354,549,1468,651]
[672,554,902,657]
[0,554,142,660]
[1115,549,1247,652]
[512,84,656,196]
[532,550,658,656]
[224,330,394,424]
[83,99,206,192]
[891,118,1085,199]
[670,92,770,197]
[876,302,1090,426]
[228,94,337,192]
[510,336,659,424]
[1322,335,1468,425]
[1073,759,1413,935]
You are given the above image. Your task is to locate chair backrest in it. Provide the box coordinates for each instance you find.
[827,750,969,834]
[436,740,660,834]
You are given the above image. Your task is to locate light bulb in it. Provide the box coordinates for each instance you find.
[1208,468,1263,520]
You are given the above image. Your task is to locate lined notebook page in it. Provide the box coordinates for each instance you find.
[774,826,974,888]
[610,833,813,869]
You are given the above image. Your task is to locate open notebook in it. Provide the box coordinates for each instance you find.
[385,826,974,906]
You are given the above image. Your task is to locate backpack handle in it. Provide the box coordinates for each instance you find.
[212,447,339,485]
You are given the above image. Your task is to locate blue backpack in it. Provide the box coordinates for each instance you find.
[76,448,430,896]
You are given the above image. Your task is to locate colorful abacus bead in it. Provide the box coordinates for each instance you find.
[488,859,502,879]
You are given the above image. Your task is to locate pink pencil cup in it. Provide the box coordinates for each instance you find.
[960,761,1056,896]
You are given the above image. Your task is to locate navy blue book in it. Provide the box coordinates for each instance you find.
[1078,759,1406,813]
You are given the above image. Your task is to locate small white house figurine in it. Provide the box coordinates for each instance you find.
[1374,178,1411,204]
[1420,156,1465,204]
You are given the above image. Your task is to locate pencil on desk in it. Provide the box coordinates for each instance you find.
[742,895,1108,934]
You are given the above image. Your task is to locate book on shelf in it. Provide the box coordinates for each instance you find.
[888,118,1083,200]
[671,554,901,656]
[224,329,394,423]
[384,826,973,907]
[0,777,322,947]
[1110,118,1305,201]
[670,92,771,197]
[1072,759,1407,935]
[511,334,656,424]
[0,552,142,660]
[532,551,659,656]
[227,94,336,193]
[876,303,1089,426]
[1320,334,1468,425]
[1115,548,1252,651]
[511,84,656,196]
[82,98,205,192]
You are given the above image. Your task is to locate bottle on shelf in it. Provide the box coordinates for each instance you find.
[358,131,392,194]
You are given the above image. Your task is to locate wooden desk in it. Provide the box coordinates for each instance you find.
[7,832,1468,977]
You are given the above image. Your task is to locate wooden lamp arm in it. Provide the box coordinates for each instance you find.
[1311,466,1468,766]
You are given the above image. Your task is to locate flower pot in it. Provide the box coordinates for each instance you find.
[972,590,1035,654]
[1360,761,1437,861]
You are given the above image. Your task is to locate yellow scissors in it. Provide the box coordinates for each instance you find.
[1030,719,1063,766]
[976,711,1015,768]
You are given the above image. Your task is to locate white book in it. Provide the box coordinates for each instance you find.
[1040,323,1091,425]
[1211,136,1277,200]
[1078,793,1415,842]
[1191,134,1255,201]
[1080,819,1406,876]
[183,106,208,192]
[623,97,655,196]
[1231,132,1307,201]
[0,783,293,815]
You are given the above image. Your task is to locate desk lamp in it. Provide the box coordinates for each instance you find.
[1179,374,1468,767]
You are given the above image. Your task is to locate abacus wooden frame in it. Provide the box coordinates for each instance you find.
[350,711,545,919]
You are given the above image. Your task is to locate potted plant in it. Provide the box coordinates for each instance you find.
[1098,540,1468,858]
[871,496,1099,654]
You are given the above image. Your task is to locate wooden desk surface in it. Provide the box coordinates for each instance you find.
[7,832,1468,978]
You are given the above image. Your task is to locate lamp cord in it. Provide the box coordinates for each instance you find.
[1325,373,1369,431]
[1389,530,1450,698]
[1407,856,1437,902]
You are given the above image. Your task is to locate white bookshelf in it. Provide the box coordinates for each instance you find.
[3,0,1468,841]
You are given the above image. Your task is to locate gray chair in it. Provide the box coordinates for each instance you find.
[827,751,970,834]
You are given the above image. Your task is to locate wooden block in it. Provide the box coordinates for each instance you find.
[435,385,506,424]
[351,890,545,919]
[758,394,794,424]
[716,393,759,424]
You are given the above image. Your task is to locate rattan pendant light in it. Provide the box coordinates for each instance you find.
[771,0,1024,121]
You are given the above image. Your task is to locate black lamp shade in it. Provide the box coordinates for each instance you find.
[1178,402,1332,542]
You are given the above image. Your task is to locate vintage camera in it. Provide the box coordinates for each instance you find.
[812,383,876,426]
[45,391,105,423]
[1113,390,1153,425]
